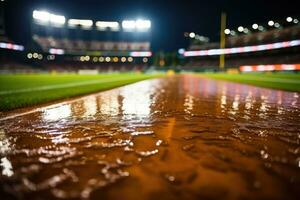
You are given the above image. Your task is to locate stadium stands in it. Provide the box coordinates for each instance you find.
[182,23,300,71]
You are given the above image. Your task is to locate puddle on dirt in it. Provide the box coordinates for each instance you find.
[0,75,300,199]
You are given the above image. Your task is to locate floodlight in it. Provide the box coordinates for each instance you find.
[121,57,126,62]
[33,53,38,58]
[96,21,119,31]
[113,57,119,62]
[243,28,249,34]
[189,32,195,38]
[27,53,32,59]
[178,48,185,54]
[268,20,274,26]
[68,19,93,28]
[50,14,65,24]
[252,24,258,29]
[136,20,151,29]
[294,19,299,24]
[80,20,93,28]
[128,57,133,62]
[274,22,280,28]
[258,25,264,31]
[224,29,230,35]
[33,10,50,22]
[286,17,293,22]
[143,58,148,63]
[122,20,136,29]
[237,26,244,32]
[99,57,104,62]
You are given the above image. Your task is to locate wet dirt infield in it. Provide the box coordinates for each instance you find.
[0,75,300,200]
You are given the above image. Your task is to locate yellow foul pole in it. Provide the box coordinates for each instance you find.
[219,12,227,70]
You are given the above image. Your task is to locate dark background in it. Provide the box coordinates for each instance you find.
[1,0,299,51]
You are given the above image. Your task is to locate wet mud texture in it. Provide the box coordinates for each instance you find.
[0,75,300,200]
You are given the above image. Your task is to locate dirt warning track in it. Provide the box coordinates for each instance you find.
[0,75,299,200]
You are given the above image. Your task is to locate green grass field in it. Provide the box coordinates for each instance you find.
[198,73,300,92]
[0,73,163,111]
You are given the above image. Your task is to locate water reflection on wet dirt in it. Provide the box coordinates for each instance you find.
[0,75,300,199]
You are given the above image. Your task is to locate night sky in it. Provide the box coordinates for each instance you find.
[2,0,299,51]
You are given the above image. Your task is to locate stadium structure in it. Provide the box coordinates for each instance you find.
[179,16,300,73]
[0,9,152,73]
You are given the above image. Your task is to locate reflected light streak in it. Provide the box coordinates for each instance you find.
[42,104,72,122]
[98,91,120,116]
[184,94,194,114]
[83,96,97,117]
[121,81,153,119]
[0,157,14,177]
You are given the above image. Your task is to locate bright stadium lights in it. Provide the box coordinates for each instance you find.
[121,57,126,62]
[37,54,43,60]
[49,14,65,25]
[27,53,33,59]
[113,57,119,62]
[268,20,274,26]
[274,22,280,28]
[33,10,65,26]
[68,19,93,29]
[33,53,38,59]
[286,17,293,22]
[99,57,104,62]
[178,48,185,54]
[92,57,98,62]
[33,10,50,22]
[47,55,55,60]
[105,57,111,62]
[237,26,244,32]
[122,20,136,30]
[143,57,148,63]
[230,30,236,36]
[243,28,250,34]
[224,29,231,35]
[128,57,133,62]
[294,19,299,24]
[189,32,195,38]
[258,25,264,31]
[96,21,119,31]
[136,19,151,29]
[252,24,259,30]
[121,19,151,31]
